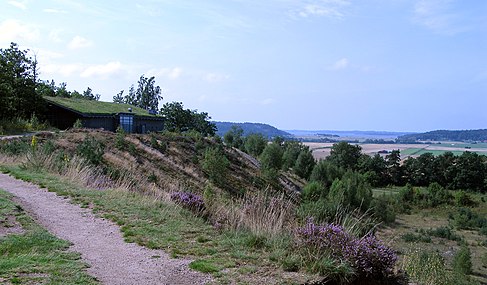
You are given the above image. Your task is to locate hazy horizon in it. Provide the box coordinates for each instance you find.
[2,1,486,132]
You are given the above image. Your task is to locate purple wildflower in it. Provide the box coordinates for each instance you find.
[170,191,205,213]
[296,219,397,278]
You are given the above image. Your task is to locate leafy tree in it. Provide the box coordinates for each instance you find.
[0,42,43,119]
[327,142,362,170]
[294,148,316,180]
[113,90,124,103]
[244,133,267,157]
[309,160,343,188]
[82,87,100,101]
[201,147,229,188]
[260,142,283,171]
[136,75,162,111]
[160,101,216,136]
[281,141,302,170]
[223,125,244,149]
[386,150,403,185]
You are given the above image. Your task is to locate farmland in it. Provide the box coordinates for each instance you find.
[305,142,487,161]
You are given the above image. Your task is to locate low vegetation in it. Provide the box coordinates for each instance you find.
[0,189,98,284]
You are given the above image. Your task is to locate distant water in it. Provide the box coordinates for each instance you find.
[285,130,416,140]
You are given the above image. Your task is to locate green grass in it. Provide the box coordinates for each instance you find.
[400,148,480,157]
[0,189,98,285]
[44,96,158,117]
[0,165,304,284]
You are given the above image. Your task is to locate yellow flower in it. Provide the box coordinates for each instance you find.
[31,136,38,149]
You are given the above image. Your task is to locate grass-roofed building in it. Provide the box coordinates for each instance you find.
[44,96,164,134]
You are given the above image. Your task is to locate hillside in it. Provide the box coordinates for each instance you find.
[397,129,487,142]
[214,121,292,139]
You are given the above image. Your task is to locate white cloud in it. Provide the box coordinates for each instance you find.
[412,0,467,35]
[80,61,123,78]
[41,63,82,77]
[8,1,27,10]
[43,8,68,14]
[294,0,350,19]
[49,29,64,43]
[332,58,349,70]
[0,19,40,43]
[147,67,183,80]
[68,36,93,49]
[204,73,230,82]
[259,98,275,105]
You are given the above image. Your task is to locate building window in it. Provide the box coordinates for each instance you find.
[120,114,133,133]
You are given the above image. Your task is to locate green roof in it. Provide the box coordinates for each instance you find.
[44,96,158,117]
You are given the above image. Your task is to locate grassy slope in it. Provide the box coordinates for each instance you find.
[0,189,98,285]
[0,166,311,284]
[375,188,487,284]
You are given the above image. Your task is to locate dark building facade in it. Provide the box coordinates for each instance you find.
[45,100,164,134]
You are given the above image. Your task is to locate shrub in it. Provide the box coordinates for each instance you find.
[76,136,105,165]
[401,232,432,243]
[402,249,451,285]
[371,195,396,224]
[260,142,283,171]
[0,139,30,155]
[453,246,473,275]
[244,133,267,157]
[73,119,83,129]
[115,126,127,150]
[201,147,229,188]
[427,226,462,241]
[301,181,327,202]
[294,149,316,180]
[295,220,396,279]
[170,191,205,214]
[454,191,475,207]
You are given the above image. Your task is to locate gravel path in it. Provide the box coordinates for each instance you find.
[0,173,211,285]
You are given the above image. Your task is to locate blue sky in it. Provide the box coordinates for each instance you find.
[1,0,486,132]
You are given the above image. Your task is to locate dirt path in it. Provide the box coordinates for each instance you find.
[0,173,211,285]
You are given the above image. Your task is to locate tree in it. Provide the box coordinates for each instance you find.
[281,141,302,170]
[113,90,124,103]
[309,160,343,188]
[136,75,162,111]
[82,87,100,101]
[327,142,362,170]
[244,133,267,157]
[0,42,43,119]
[260,142,283,171]
[294,148,316,180]
[386,150,403,185]
[223,125,244,149]
[159,101,216,136]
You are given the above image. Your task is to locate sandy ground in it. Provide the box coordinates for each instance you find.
[0,173,211,285]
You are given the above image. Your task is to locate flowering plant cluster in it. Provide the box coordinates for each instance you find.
[170,191,205,213]
[296,219,397,278]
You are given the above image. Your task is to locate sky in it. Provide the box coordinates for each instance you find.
[1,0,486,132]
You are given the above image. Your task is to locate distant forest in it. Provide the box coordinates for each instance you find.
[397,129,487,142]
[214,122,291,139]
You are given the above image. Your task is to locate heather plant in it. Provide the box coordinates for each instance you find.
[170,191,205,215]
[295,219,396,281]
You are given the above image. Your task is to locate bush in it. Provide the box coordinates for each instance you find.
[244,133,267,157]
[0,139,30,155]
[454,191,475,207]
[260,142,283,171]
[453,246,473,275]
[76,136,105,165]
[301,181,327,202]
[402,249,451,285]
[371,195,396,224]
[170,191,205,214]
[295,220,396,280]
[293,149,316,180]
[201,147,229,188]
[427,226,462,241]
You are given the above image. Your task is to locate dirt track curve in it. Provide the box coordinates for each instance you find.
[0,173,211,285]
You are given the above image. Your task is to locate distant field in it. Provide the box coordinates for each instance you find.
[305,142,487,161]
